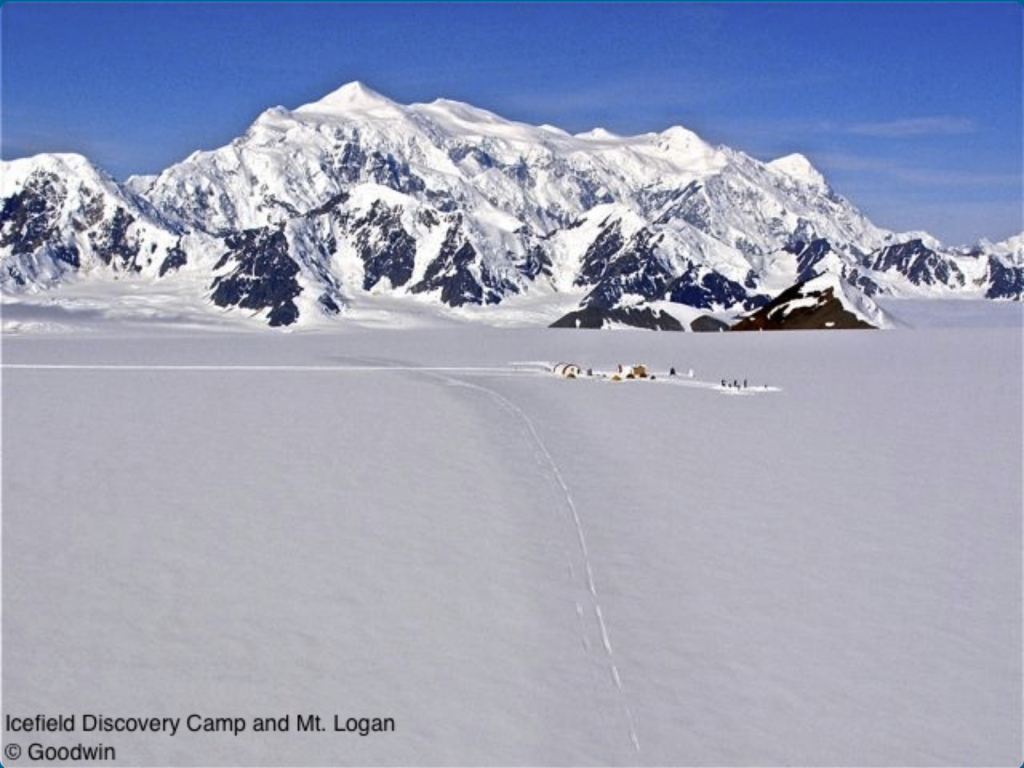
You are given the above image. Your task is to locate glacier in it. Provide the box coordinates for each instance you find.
[2,313,1020,764]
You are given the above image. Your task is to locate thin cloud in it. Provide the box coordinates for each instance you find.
[502,71,835,133]
[816,152,1020,187]
[848,116,976,138]
[849,198,1023,245]
[889,167,1020,187]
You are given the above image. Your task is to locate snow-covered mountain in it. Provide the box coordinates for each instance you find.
[2,81,1021,327]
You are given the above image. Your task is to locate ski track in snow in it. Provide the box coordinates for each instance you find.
[7,355,646,752]
[0,358,776,754]
[409,366,643,755]
[303,352,644,755]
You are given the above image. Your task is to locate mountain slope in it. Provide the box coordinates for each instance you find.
[2,81,1020,327]
[0,154,183,288]
[732,272,892,331]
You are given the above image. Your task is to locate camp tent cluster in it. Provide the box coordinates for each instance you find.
[551,362,654,381]
[615,364,648,380]
[552,362,583,379]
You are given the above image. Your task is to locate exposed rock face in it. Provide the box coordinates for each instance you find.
[550,305,684,331]
[351,201,417,291]
[89,207,141,272]
[785,238,833,283]
[732,273,889,331]
[210,228,302,327]
[864,239,966,288]
[690,315,730,332]
[409,224,512,306]
[1,172,76,260]
[579,229,676,310]
[986,256,1024,300]
[159,242,188,277]
[667,262,766,311]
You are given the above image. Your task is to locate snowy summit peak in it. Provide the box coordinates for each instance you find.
[422,97,509,126]
[576,127,621,141]
[767,153,827,188]
[295,80,400,116]
[656,125,719,163]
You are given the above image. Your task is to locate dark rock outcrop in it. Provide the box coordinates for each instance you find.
[551,305,684,331]
[579,228,674,309]
[666,262,765,310]
[732,277,877,331]
[210,227,302,326]
[351,201,416,290]
[785,237,833,282]
[690,315,730,332]
[409,225,511,306]
[985,258,1024,300]
[159,242,188,277]
[865,239,965,288]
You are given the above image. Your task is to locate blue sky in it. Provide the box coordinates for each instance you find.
[1,1,1021,244]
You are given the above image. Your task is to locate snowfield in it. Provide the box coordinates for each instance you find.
[2,304,1021,766]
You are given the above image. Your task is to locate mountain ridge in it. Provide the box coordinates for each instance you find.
[2,81,1020,328]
